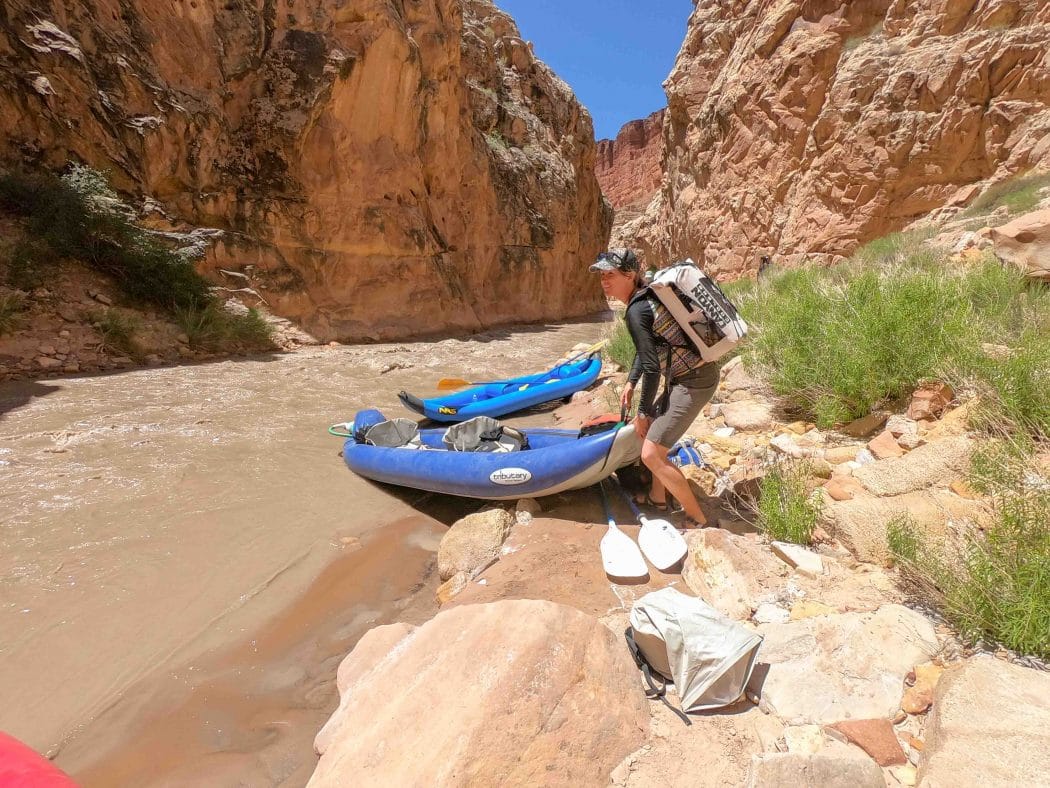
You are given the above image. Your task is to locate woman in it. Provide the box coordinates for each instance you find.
[591,248,720,528]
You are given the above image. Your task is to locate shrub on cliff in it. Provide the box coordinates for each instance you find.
[0,166,212,311]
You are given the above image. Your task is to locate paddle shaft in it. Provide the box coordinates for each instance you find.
[611,475,650,524]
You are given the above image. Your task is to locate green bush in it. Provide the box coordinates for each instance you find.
[175,303,274,350]
[887,442,1050,659]
[0,166,212,312]
[0,291,26,335]
[736,255,1050,437]
[756,460,822,545]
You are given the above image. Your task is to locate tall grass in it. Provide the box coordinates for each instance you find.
[0,291,26,335]
[175,303,274,350]
[756,460,822,545]
[604,314,636,371]
[888,440,1050,659]
[963,171,1050,218]
[736,253,1050,437]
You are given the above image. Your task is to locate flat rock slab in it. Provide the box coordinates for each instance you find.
[853,436,973,497]
[771,541,824,577]
[919,655,1050,787]
[311,600,648,787]
[450,517,678,616]
[828,718,907,766]
[755,605,938,724]
[746,746,884,787]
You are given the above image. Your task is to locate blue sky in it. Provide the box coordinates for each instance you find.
[494,0,694,140]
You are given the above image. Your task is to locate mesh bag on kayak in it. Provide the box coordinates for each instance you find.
[442,416,528,453]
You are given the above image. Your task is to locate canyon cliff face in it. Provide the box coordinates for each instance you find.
[623,0,1050,277]
[0,0,610,341]
[595,108,666,212]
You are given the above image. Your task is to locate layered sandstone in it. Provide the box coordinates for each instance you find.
[595,108,666,211]
[623,0,1050,277]
[0,0,610,341]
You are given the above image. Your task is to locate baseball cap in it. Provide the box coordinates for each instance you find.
[589,248,639,273]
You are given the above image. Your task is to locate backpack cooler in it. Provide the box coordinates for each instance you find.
[648,259,748,363]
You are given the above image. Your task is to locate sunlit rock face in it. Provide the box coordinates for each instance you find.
[596,109,666,211]
[622,0,1050,277]
[0,0,610,340]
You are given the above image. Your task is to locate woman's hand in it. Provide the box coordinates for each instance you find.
[632,413,651,441]
[620,382,635,412]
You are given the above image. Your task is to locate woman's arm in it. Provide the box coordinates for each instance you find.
[625,300,662,417]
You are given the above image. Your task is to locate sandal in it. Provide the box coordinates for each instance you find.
[636,492,680,513]
[674,512,708,530]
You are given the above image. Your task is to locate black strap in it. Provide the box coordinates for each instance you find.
[624,628,692,726]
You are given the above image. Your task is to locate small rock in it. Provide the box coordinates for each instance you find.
[753,603,790,625]
[841,411,888,438]
[62,363,79,374]
[58,330,70,338]
[906,382,954,421]
[854,448,875,465]
[789,600,836,621]
[897,432,921,450]
[892,710,908,725]
[824,476,863,501]
[783,421,808,435]
[435,571,469,605]
[901,662,945,714]
[868,429,907,459]
[888,764,917,786]
[37,344,57,356]
[783,724,824,755]
[828,719,908,766]
[93,292,113,306]
[949,479,979,499]
[886,415,918,438]
[35,356,62,369]
[713,426,736,438]
[808,458,833,479]
[771,541,824,577]
[824,445,860,464]
[516,498,542,516]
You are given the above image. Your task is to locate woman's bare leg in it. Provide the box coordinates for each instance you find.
[641,439,708,525]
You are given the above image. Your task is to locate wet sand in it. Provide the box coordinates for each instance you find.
[0,319,606,783]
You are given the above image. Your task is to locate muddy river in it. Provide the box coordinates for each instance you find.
[0,319,607,785]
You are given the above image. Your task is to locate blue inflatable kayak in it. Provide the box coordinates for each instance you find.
[342,411,642,500]
[398,356,602,422]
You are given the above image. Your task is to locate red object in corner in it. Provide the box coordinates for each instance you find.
[0,732,78,787]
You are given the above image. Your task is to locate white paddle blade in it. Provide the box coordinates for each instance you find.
[600,524,648,579]
[637,515,688,571]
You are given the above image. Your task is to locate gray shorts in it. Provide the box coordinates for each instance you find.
[646,365,720,448]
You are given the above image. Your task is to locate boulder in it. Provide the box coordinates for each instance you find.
[755,605,939,724]
[682,529,785,619]
[312,600,648,786]
[853,436,973,496]
[841,412,888,438]
[918,655,1050,787]
[721,400,774,432]
[437,508,514,581]
[990,208,1050,281]
[822,490,984,563]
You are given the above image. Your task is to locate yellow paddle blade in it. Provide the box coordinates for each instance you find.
[436,377,473,391]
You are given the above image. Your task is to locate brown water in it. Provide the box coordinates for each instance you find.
[0,319,606,784]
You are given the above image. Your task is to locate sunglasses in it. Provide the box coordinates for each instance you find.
[597,252,632,271]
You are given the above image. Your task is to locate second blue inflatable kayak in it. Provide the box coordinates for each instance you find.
[398,356,602,422]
